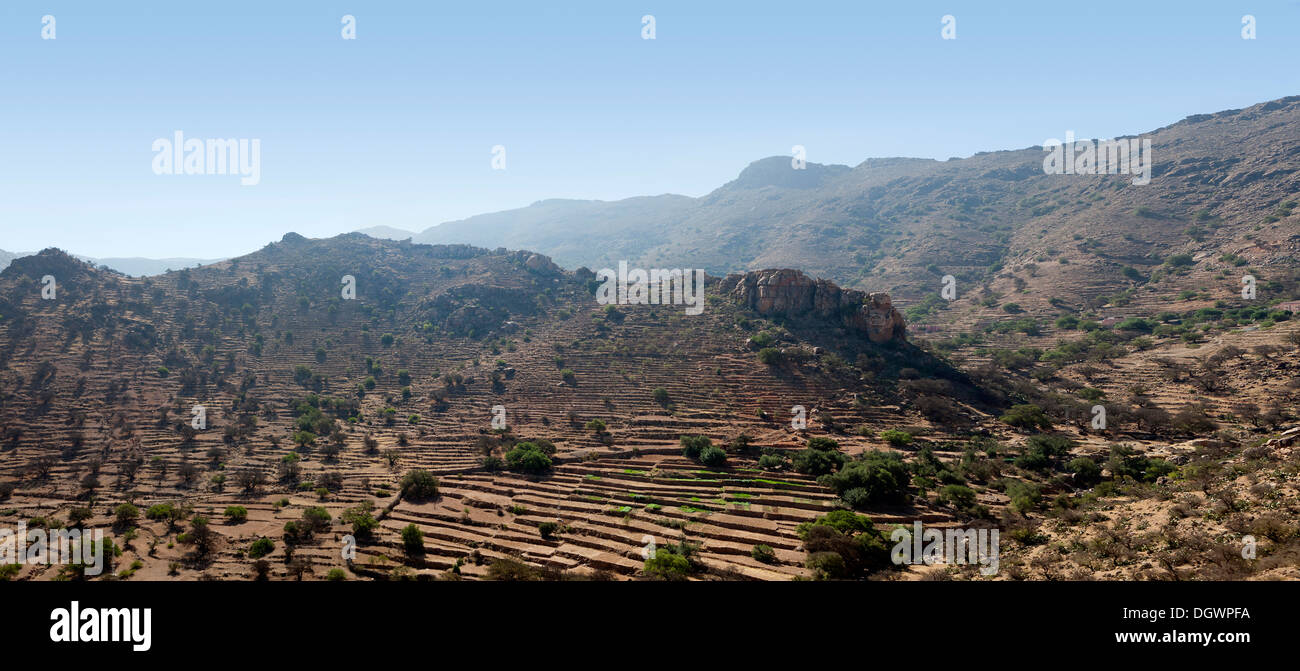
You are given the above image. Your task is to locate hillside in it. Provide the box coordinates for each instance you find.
[0,234,996,581]
[2,232,1297,582]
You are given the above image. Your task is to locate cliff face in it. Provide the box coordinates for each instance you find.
[721,269,905,343]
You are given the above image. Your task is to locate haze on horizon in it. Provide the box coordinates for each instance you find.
[2,0,1298,259]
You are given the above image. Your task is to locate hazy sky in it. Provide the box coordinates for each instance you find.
[2,0,1298,258]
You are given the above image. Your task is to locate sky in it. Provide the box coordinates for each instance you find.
[1,0,1298,259]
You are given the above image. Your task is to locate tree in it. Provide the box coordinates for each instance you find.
[178,516,217,556]
[643,548,690,581]
[235,468,266,494]
[818,450,911,508]
[793,448,844,476]
[341,501,378,537]
[679,435,711,460]
[699,445,727,468]
[879,430,913,447]
[248,537,274,559]
[224,506,248,523]
[797,510,892,580]
[1000,404,1052,430]
[505,444,552,474]
[399,469,440,499]
[113,503,140,527]
[401,524,424,555]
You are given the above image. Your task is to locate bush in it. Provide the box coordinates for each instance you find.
[698,445,727,468]
[1000,404,1052,430]
[757,347,784,365]
[505,443,553,473]
[223,506,248,523]
[818,450,910,508]
[806,437,840,451]
[880,429,913,447]
[399,469,440,499]
[326,568,347,581]
[936,484,978,511]
[651,388,670,404]
[643,548,691,581]
[1005,480,1042,513]
[758,453,788,470]
[793,448,844,476]
[538,522,559,539]
[68,507,93,526]
[400,523,424,555]
[797,511,892,580]
[113,503,139,527]
[248,537,275,559]
[751,544,777,564]
[1068,457,1101,485]
[679,435,712,460]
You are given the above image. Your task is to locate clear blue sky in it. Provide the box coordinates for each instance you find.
[1,0,1297,258]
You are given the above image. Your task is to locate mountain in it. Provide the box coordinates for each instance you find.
[74,256,224,277]
[412,195,694,272]
[354,225,418,241]
[401,95,1300,310]
[0,249,219,276]
[0,249,21,272]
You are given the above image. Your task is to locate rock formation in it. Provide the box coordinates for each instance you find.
[721,269,905,343]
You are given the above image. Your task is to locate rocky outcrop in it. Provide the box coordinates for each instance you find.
[720,269,905,343]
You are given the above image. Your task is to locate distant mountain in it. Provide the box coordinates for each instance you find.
[0,249,218,276]
[412,195,694,272]
[402,95,1300,309]
[355,225,417,240]
[0,249,21,272]
[74,256,223,277]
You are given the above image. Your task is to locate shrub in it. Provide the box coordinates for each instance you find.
[757,347,784,365]
[793,448,844,476]
[399,469,440,499]
[797,510,892,580]
[400,524,424,555]
[538,522,559,539]
[248,537,274,559]
[651,388,670,404]
[818,450,910,508]
[643,547,691,581]
[326,568,347,581]
[1068,457,1101,485]
[751,544,777,564]
[505,443,553,473]
[758,453,788,470]
[1005,480,1042,513]
[880,429,913,447]
[936,484,977,511]
[806,437,840,451]
[223,506,248,523]
[340,501,379,536]
[679,435,712,460]
[113,503,139,527]
[698,445,727,468]
[1000,404,1052,430]
[65,507,93,526]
